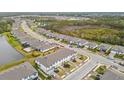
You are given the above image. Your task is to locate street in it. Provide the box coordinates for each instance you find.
[21,20,124,80]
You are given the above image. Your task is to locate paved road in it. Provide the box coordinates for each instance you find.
[21,20,124,80]
[64,48,124,80]
[21,21,48,41]
[64,58,97,80]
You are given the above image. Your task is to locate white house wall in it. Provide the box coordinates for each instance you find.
[36,53,76,75]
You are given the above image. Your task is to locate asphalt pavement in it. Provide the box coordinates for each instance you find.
[21,20,124,80]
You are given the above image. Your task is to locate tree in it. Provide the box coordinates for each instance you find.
[54,68,59,73]
[46,76,52,80]
[63,62,70,68]
[32,51,40,57]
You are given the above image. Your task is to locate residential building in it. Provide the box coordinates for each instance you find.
[0,62,38,80]
[11,22,58,52]
[111,46,124,54]
[77,39,88,47]
[100,69,124,80]
[35,48,76,74]
[84,42,98,49]
[97,43,111,52]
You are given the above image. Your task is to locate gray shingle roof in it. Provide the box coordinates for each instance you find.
[36,48,76,68]
[0,62,37,80]
[111,45,124,53]
[97,43,111,51]
[85,42,98,48]
[100,69,124,80]
[11,23,58,51]
[36,28,89,45]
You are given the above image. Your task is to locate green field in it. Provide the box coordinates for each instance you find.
[33,17,124,46]
[0,19,13,34]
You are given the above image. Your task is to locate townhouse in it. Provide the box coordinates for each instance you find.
[35,48,76,74]
[84,42,98,49]
[0,62,38,80]
[11,22,58,53]
[97,43,111,52]
[111,46,124,55]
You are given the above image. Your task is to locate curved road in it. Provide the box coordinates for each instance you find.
[21,20,124,80]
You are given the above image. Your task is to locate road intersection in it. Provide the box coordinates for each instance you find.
[21,20,124,80]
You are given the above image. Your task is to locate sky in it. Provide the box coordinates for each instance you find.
[0,0,124,12]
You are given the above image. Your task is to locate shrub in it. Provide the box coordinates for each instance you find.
[63,63,70,68]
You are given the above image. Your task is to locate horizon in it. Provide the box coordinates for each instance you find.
[1,12,124,17]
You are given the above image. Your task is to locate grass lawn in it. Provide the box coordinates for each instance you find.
[78,55,87,61]
[114,54,124,60]
[1,32,47,80]
[18,26,24,32]
[72,57,86,66]
[3,32,27,55]
[71,55,88,66]
[56,67,66,77]
[3,32,20,47]
[67,62,76,72]
[3,32,43,58]
[0,58,27,72]
[30,60,48,80]
[89,74,100,80]
[62,62,75,73]
[95,65,107,75]
[88,48,97,53]
[73,60,81,66]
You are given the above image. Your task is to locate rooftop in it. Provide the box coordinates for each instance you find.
[111,45,124,53]
[11,24,58,51]
[97,43,111,50]
[36,48,76,68]
[36,27,89,44]
[0,62,37,80]
[100,69,124,80]
[85,42,98,48]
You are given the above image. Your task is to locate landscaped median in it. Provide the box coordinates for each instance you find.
[87,64,108,80]
[114,54,124,60]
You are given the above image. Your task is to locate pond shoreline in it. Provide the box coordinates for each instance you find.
[0,36,23,65]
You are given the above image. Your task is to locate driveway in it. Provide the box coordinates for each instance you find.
[21,20,124,80]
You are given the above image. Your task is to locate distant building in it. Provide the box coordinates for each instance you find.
[0,62,38,80]
[77,39,88,47]
[111,46,124,54]
[100,69,124,80]
[35,27,89,46]
[97,43,111,52]
[11,25,58,53]
[35,48,76,74]
[29,41,58,52]
[85,42,98,49]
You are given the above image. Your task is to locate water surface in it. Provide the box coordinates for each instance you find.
[0,36,23,65]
